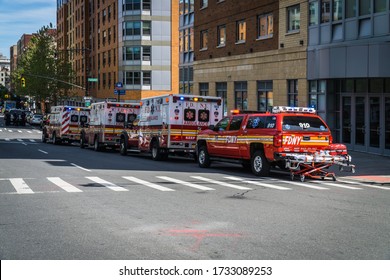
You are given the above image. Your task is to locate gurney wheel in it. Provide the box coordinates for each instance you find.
[352,168,355,174]
[321,176,325,180]
[290,174,294,181]
[300,175,305,182]
[332,175,337,181]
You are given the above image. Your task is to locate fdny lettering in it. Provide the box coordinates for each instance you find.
[226,136,238,143]
[185,102,195,108]
[200,103,208,109]
[283,135,302,145]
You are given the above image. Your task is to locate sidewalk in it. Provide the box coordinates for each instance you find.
[335,151,390,185]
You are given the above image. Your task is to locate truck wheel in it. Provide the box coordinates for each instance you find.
[120,138,127,156]
[198,146,211,168]
[251,150,270,177]
[151,141,163,161]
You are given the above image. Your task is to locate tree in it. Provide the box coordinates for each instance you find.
[12,25,75,109]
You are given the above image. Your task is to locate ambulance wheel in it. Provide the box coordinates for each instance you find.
[80,134,86,149]
[151,141,163,161]
[198,146,211,168]
[42,130,47,143]
[52,133,60,145]
[94,137,102,151]
[120,139,127,156]
[300,175,305,182]
[251,150,270,177]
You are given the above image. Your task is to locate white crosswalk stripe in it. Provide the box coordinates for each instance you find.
[123,176,175,192]
[312,181,362,190]
[191,176,252,190]
[9,178,34,194]
[157,176,215,191]
[282,180,329,190]
[337,179,390,190]
[27,131,32,133]
[18,130,22,133]
[5,138,10,141]
[29,139,36,142]
[225,176,292,190]
[47,177,83,193]
[86,176,128,192]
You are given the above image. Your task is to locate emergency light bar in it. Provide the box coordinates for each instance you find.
[272,106,316,114]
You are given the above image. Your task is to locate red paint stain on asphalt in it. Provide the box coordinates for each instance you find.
[164,228,242,251]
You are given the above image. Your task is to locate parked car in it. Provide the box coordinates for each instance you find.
[8,109,27,126]
[30,114,43,125]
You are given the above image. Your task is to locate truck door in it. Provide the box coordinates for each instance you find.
[221,116,243,158]
[208,116,230,156]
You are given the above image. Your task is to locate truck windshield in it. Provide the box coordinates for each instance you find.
[282,116,329,132]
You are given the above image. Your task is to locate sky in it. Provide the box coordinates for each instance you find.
[0,0,57,58]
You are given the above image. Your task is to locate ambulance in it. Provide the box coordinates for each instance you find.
[119,94,223,160]
[42,106,90,144]
[80,101,140,151]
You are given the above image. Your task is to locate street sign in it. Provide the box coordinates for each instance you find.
[115,82,123,88]
[114,89,126,95]
[88,78,98,82]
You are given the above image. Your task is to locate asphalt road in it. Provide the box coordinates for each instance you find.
[0,116,389,260]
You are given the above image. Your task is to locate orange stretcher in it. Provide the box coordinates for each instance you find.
[283,144,356,182]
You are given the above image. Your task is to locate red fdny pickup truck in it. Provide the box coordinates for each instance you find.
[196,106,354,180]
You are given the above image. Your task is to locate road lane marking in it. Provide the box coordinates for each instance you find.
[27,131,32,133]
[86,176,128,192]
[9,178,34,194]
[157,176,215,191]
[313,181,362,190]
[17,139,23,142]
[38,149,48,154]
[285,180,329,190]
[8,130,13,132]
[70,163,91,172]
[5,138,10,141]
[30,139,36,142]
[47,177,83,193]
[337,179,390,190]
[191,176,252,190]
[123,176,175,192]
[224,176,291,190]
[18,130,22,133]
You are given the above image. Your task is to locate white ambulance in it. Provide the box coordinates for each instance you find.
[119,94,223,160]
[81,101,140,151]
[42,106,90,144]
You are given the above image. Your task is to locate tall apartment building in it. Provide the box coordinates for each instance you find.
[0,54,10,89]
[57,0,179,101]
[179,0,194,94]
[118,0,179,99]
[193,0,307,117]
[307,0,390,156]
[9,46,18,93]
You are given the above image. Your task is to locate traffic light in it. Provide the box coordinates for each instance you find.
[21,77,26,88]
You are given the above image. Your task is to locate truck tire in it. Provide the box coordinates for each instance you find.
[198,146,211,168]
[120,138,127,156]
[251,150,270,176]
[151,141,164,161]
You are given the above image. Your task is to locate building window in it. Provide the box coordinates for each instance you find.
[123,21,141,36]
[216,82,227,116]
[359,0,371,16]
[287,80,298,107]
[143,0,151,10]
[235,81,248,110]
[143,71,151,85]
[333,0,343,21]
[287,5,300,32]
[309,1,319,26]
[346,0,356,18]
[142,21,151,35]
[123,0,141,11]
[258,13,273,38]
[125,71,141,85]
[200,30,208,49]
[375,0,386,13]
[236,20,246,42]
[199,83,209,96]
[321,0,330,23]
[217,25,226,46]
[143,46,151,61]
[123,46,141,61]
[309,80,326,117]
[200,0,208,9]
[257,81,273,112]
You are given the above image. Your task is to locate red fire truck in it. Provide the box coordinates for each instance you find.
[119,94,223,160]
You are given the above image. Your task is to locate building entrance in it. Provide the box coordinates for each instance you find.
[341,94,390,156]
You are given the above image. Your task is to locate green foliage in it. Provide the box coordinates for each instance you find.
[12,25,76,105]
